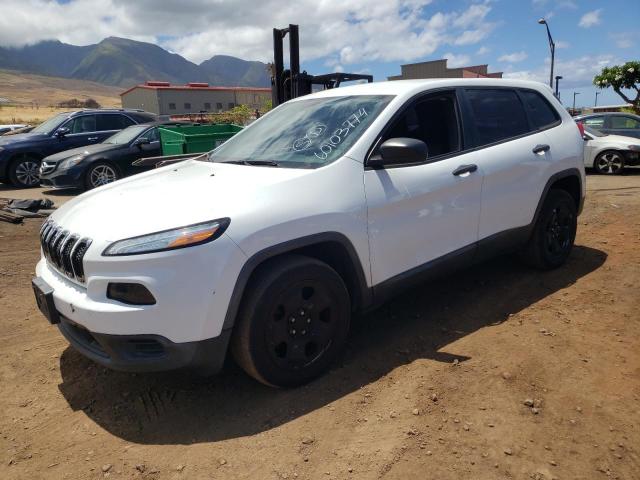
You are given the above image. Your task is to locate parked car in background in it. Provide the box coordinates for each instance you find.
[2,125,35,135]
[0,124,28,135]
[581,125,640,174]
[574,112,640,139]
[40,121,193,190]
[33,79,585,387]
[0,109,156,187]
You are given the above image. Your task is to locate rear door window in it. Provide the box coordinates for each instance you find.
[66,115,97,134]
[465,89,529,146]
[97,114,133,131]
[609,116,640,130]
[520,90,560,130]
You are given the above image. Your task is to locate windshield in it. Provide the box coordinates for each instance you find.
[584,125,606,137]
[31,113,69,135]
[207,95,394,168]
[104,125,149,144]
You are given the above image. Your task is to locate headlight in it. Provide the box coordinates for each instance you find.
[628,145,640,152]
[60,154,85,169]
[102,219,230,256]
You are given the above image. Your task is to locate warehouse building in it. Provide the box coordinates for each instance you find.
[388,59,502,81]
[120,82,272,115]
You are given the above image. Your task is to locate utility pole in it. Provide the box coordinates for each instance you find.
[555,75,562,101]
[538,18,555,89]
[572,92,580,114]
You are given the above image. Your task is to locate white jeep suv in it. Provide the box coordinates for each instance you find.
[32,79,585,387]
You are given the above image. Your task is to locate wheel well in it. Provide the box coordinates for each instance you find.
[243,241,366,314]
[550,174,581,210]
[9,152,42,166]
[90,160,120,172]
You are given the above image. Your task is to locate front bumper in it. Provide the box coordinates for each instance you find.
[39,163,84,189]
[624,150,640,166]
[58,315,231,373]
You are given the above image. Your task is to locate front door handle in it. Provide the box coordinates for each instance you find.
[532,144,550,154]
[88,136,99,141]
[452,164,478,176]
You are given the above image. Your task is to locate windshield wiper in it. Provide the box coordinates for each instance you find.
[221,160,280,167]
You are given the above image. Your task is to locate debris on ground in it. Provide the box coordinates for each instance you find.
[0,198,55,223]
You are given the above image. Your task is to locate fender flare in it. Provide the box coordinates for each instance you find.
[531,167,584,225]
[221,232,371,331]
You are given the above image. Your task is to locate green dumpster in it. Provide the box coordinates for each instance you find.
[159,124,243,156]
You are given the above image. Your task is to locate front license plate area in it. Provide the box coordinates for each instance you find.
[32,277,60,325]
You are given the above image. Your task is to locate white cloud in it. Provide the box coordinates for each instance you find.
[504,54,619,89]
[611,32,636,49]
[579,9,602,28]
[498,51,528,63]
[0,0,498,67]
[443,52,471,68]
[476,46,490,55]
[556,41,570,49]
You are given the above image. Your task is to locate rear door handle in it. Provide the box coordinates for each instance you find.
[532,144,550,154]
[452,164,478,176]
[88,136,99,141]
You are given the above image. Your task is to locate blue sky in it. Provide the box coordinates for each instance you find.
[1,0,638,107]
[301,0,639,108]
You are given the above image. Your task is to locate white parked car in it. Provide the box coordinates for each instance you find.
[0,124,28,135]
[581,125,640,174]
[33,79,585,387]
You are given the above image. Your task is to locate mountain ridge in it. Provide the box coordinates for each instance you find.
[0,37,271,89]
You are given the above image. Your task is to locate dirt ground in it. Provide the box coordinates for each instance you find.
[0,173,638,480]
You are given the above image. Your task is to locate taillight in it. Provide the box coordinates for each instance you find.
[576,121,585,137]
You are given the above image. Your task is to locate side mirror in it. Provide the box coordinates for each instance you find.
[369,137,428,167]
[583,135,590,141]
[55,127,70,138]
[133,137,151,147]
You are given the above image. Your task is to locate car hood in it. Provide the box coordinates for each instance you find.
[44,143,123,162]
[50,159,311,241]
[0,132,48,146]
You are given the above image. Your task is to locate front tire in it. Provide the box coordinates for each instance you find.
[520,189,577,270]
[231,254,351,387]
[9,155,41,188]
[85,162,119,190]
[594,150,624,175]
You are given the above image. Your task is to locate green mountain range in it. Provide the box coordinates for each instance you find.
[0,37,271,88]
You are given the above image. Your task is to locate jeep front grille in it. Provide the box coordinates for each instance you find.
[40,220,92,284]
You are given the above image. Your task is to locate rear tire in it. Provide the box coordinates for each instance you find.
[231,254,351,387]
[8,155,41,188]
[84,162,120,190]
[520,189,577,270]
[594,150,624,175]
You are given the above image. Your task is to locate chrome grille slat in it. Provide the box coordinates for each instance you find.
[39,221,91,285]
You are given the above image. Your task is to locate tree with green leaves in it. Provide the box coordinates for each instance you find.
[593,61,640,113]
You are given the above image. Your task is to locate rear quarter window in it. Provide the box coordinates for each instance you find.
[520,90,560,130]
[583,116,605,129]
[465,89,529,146]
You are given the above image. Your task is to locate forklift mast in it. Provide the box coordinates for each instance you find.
[271,24,373,107]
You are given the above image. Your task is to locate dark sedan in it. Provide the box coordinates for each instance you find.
[39,121,191,191]
[0,109,156,187]
[574,112,640,139]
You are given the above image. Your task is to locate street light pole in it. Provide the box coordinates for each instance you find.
[595,91,600,107]
[573,92,580,114]
[538,18,555,89]
[555,75,563,101]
